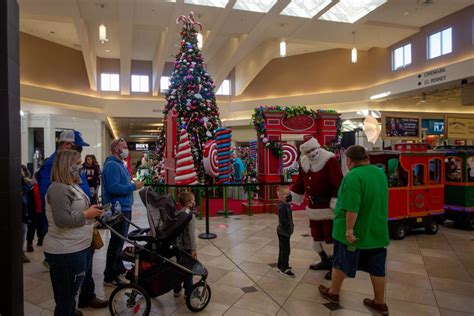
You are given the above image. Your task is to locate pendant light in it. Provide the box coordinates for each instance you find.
[197,32,203,49]
[351,32,357,63]
[279,24,287,58]
[280,40,287,57]
[99,4,108,44]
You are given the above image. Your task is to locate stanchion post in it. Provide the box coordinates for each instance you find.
[247,186,252,216]
[223,186,228,218]
[269,184,274,214]
[199,186,217,239]
[198,187,203,220]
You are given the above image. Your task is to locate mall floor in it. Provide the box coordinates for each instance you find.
[24,193,474,316]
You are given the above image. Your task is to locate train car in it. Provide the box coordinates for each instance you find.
[435,146,474,230]
[368,143,445,239]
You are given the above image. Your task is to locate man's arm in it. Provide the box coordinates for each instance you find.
[345,211,358,244]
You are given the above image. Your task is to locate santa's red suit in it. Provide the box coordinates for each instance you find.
[290,137,343,274]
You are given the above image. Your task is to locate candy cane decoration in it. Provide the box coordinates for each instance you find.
[203,140,219,177]
[176,12,203,32]
[175,129,198,185]
[215,127,232,184]
[282,143,298,170]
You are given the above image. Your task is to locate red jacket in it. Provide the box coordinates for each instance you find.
[291,156,343,210]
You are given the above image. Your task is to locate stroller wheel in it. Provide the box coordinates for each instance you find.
[109,284,151,316]
[186,282,211,313]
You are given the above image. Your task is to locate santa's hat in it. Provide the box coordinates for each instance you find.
[300,137,320,154]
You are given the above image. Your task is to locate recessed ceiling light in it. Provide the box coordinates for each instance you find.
[281,0,331,19]
[319,0,387,24]
[184,0,228,8]
[105,49,110,53]
[233,0,277,13]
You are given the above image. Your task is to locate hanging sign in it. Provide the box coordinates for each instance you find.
[384,116,420,138]
[447,117,474,139]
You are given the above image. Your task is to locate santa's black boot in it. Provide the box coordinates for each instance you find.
[309,251,332,270]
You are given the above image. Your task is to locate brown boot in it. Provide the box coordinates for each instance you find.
[318,285,339,304]
[363,298,389,315]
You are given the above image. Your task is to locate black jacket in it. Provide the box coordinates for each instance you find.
[277,201,294,237]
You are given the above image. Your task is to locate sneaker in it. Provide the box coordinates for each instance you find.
[278,268,295,278]
[26,244,34,252]
[173,290,181,298]
[363,298,389,315]
[319,285,340,304]
[37,239,43,246]
[42,259,50,270]
[103,278,126,287]
[75,310,83,316]
[23,253,30,263]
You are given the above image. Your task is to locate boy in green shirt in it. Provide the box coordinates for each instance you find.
[319,145,389,315]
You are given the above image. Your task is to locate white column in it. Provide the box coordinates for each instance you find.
[44,115,56,157]
[20,111,29,165]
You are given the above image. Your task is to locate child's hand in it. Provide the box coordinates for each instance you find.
[192,250,197,260]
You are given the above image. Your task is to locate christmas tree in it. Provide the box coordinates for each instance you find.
[156,12,221,183]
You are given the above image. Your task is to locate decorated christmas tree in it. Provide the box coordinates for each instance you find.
[156,12,221,183]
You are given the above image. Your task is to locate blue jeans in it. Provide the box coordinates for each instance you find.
[104,212,131,282]
[45,248,88,316]
[78,247,96,305]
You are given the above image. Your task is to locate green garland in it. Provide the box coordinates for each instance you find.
[252,106,322,157]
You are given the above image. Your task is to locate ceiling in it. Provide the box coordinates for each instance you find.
[19,0,473,96]
[108,117,163,141]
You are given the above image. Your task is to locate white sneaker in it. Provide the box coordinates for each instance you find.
[173,291,181,298]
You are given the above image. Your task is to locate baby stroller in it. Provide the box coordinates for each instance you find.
[98,187,211,315]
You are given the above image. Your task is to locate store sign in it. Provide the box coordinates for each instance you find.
[447,117,474,139]
[422,119,444,135]
[417,67,448,87]
[384,116,420,138]
[135,143,149,151]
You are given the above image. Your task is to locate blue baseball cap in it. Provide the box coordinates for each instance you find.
[74,130,90,147]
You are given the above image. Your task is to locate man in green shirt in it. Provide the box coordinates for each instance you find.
[319,145,389,315]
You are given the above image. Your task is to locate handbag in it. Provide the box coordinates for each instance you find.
[91,228,104,250]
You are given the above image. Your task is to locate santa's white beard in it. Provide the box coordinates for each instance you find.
[300,148,335,173]
[300,152,320,172]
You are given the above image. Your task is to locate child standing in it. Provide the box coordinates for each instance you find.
[276,186,295,278]
[174,191,198,297]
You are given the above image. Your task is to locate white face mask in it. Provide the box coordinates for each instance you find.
[119,149,129,160]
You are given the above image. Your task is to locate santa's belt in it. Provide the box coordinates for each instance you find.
[308,196,331,205]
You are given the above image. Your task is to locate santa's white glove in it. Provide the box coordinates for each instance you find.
[330,198,337,210]
[290,191,304,205]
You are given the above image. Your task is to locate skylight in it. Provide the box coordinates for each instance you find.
[319,0,387,24]
[233,0,278,13]
[184,0,228,8]
[280,0,331,19]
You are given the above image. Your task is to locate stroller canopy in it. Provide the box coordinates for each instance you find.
[139,187,191,241]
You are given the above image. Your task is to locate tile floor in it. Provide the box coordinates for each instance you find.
[24,193,474,315]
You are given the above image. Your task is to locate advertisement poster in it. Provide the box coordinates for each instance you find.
[447,117,474,139]
[384,117,420,138]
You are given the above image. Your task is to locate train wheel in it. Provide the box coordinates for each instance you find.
[425,219,439,235]
[390,222,407,240]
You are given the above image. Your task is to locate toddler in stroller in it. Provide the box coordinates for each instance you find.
[98,187,211,315]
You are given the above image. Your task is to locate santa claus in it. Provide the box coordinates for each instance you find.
[290,136,343,279]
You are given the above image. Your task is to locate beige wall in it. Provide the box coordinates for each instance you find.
[20,32,96,95]
[238,48,371,100]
